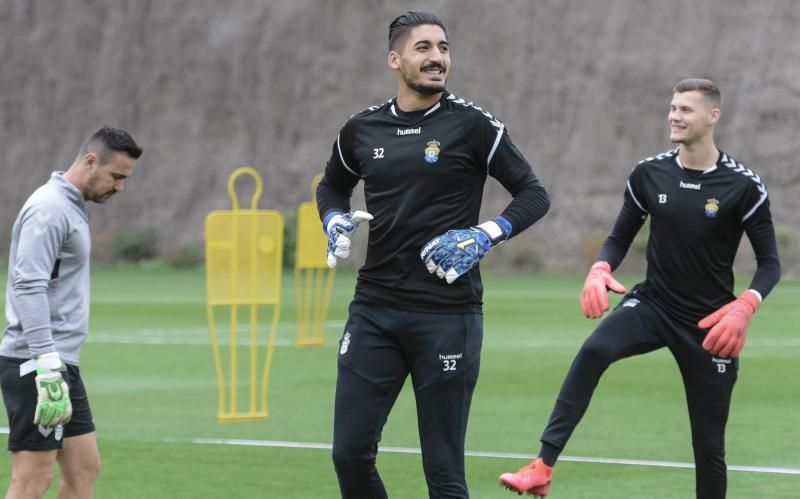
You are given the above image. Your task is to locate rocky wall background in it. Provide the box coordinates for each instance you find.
[2,0,798,274]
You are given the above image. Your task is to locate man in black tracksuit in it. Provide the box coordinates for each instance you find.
[500,79,781,499]
[316,10,550,499]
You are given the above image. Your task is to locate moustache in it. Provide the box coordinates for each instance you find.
[421,63,445,72]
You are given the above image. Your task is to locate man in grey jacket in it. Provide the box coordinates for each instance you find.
[0,126,142,499]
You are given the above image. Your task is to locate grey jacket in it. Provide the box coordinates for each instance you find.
[2,172,90,365]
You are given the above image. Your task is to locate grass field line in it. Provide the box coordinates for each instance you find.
[84,326,800,348]
[182,436,800,476]
[1,428,798,475]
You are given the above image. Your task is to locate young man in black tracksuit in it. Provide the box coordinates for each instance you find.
[316,10,550,499]
[499,79,781,499]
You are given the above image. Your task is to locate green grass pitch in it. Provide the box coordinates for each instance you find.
[0,266,798,497]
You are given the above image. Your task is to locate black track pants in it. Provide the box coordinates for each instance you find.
[540,291,737,499]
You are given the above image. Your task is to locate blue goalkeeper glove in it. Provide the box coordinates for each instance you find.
[324,210,374,268]
[33,352,72,427]
[420,216,512,284]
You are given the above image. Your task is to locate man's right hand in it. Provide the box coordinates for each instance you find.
[324,210,374,268]
[33,352,72,427]
[580,261,627,319]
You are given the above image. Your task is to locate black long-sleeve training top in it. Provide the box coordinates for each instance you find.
[317,91,550,313]
[597,147,781,322]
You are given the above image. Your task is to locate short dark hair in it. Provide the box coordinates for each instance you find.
[388,10,447,51]
[673,78,721,109]
[79,125,143,164]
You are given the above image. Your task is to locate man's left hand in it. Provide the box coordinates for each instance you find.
[33,352,72,427]
[698,290,761,358]
[420,217,510,284]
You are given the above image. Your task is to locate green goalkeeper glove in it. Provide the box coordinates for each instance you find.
[33,352,72,427]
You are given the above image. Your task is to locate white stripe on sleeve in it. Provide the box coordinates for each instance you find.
[336,134,359,178]
[626,181,648,213]
[741,190,768,222]
[486,125,505,171]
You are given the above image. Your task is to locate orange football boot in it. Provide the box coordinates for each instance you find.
[499,458,553,497]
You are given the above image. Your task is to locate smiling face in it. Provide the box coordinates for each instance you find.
[668,90,720,145]
[388,24,450,97]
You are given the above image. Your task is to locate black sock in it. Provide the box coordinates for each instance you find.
[538,442,560,468]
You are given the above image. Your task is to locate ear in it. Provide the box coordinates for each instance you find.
[387,50,400,70]
[84,152,99,169]
[709,107,721,125]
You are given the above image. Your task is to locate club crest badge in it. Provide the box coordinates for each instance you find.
[339,331,351,355]
[704,198,720,218]
[424,140,441,164]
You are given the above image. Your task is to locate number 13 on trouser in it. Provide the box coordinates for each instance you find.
[205,167,284,422]
[295,173,336,347]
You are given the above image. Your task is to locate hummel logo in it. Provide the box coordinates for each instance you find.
[712,357,731,373]
[397,127,421,136]
[679,181,701,190]
[32,212,52,236]
[440,352,462,372]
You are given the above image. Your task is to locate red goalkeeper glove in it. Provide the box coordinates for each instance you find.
[698,290,761,358]
[580,261,627,319]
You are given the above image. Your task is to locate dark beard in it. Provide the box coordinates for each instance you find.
[407,79,446,95]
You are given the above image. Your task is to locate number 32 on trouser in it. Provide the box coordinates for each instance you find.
[294,173,335,347]
[205,167,283,422]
